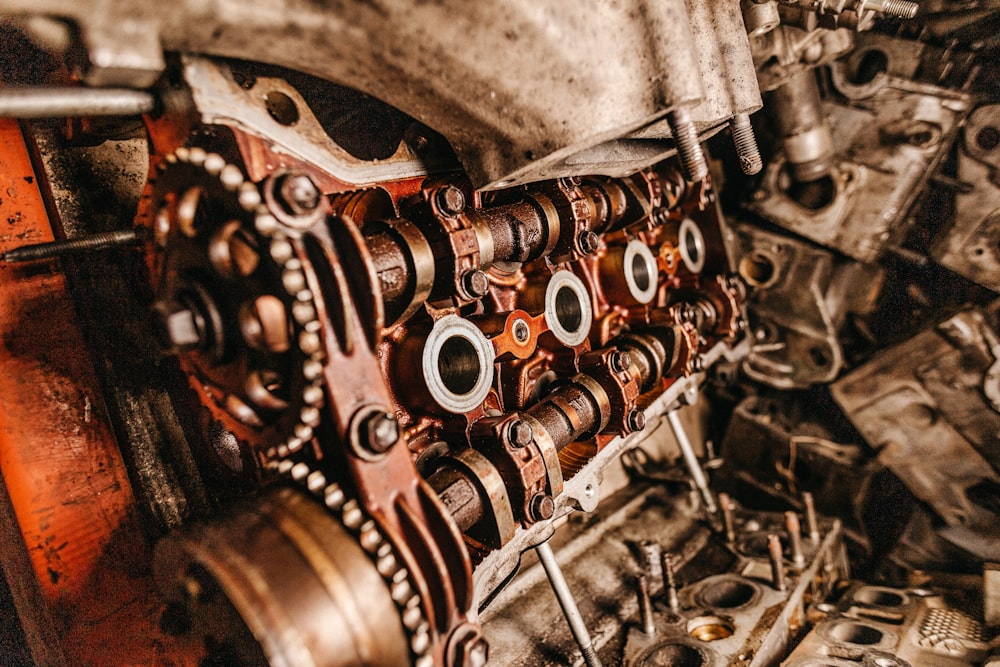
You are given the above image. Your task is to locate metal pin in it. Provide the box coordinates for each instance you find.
[0,87,156,119]
[719,492,736,543]
[803,492,821,545]
[767,534,787,592]
[667,108,709,183]
[665,410,718,514]
[662,554,681,614]
[638,540,663,590]
[1,229,141,262]
[637,574,655,635]
[536,542,603,667]
[785,511,805,570]
[729,113,763,175]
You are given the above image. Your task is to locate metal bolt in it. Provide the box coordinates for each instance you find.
[667,108,709,182]
[662,554,681,613]
[767,534,787,592]
[610,350,631,373]
[361,411,399,453]
[458,637,489,667]
[785,511,805,570]
[729,113,763,176]
[638,540,663,586]
[1,229,141,263]
[278,173,321,216]
[461,269,489,299]
[719,492,736,543]
[512,318,530,343]
[159,307,203,350]
[866,0,919,19]
[528,493,555,521]
[803,492,821,545]
[436,185,466,216]
[637,574,655,635]
[577,230,599,255]
[507,419,534,448]
[626,409,646,432]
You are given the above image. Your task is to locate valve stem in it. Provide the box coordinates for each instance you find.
[662,554,681,614]
[719,492,736,543]
[768,534,787,592]
[2,229,141,262]
[803,492,821,545]
[637,574,655,635]
[785,511,805,570]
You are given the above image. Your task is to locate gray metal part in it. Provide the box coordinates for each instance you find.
[747,61,969,263]
[784,584,989,666]
[733,223,882,389]
[831,308,1000,544]
[931,105,1000,292]
[2,0,761,190]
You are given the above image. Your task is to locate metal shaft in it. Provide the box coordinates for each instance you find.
[0,87,156,118]
[639,540,663,589]
[767,534,787,592]
[536,541,603,667]
[667,108,709,183]
[637,575,655,635]
[729,113,763,175]
[666,410,717,514]
[803,492,821,545]
[1,229,142,262]
[719,492,736,543]
[662,554,681,614]
[785,511,805,570]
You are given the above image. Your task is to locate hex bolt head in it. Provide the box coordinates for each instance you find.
[577,230,599,255]
[626,409,646,432]
[507,419,534,448]
[457,637,489,667]
[461,269,489,299]
[361,411,399,453]
[436,185,466,216]
[610,350,631,373]
[278,173,321,216]
[528,493,555,521]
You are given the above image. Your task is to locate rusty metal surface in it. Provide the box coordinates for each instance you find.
[832,307,1000,561]
[0,0,761,189]
[0,117,202,663]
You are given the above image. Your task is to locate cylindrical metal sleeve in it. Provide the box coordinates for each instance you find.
[366,231,411,302]
[428,467,483,533]
[526,383,602,453]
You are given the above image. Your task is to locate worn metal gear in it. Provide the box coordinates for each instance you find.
[145,148,325,455]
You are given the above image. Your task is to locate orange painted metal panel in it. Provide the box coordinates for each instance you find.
[0,117,199,664]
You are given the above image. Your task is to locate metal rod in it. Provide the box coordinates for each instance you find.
[666,409,718,514]
[785,511,805,570]
[767,534,787,592]
[719,492,736,543]
[636,574,655,635]
[2,229,141,262]
[803,492,821,545]
[662,553,681,614]
[536,541,603,667]
[0,87,156,118]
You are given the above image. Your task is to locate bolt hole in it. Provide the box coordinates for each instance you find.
[976,126,1000,151]
[265,91,299,126]
[852,49,889,85]
[739,253,777,288]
